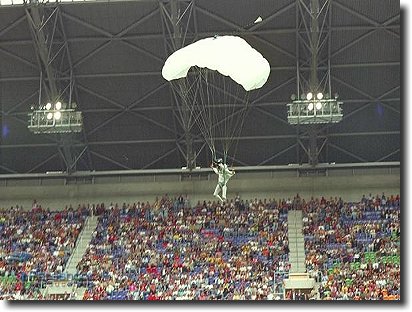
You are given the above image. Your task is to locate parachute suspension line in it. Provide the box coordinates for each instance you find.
[228,92,251,167]
[193,68,216,160]
[226,79,245,166]
[162,35,271,167]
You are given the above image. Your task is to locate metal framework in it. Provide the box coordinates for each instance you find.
[0,0,400,174]
[292,0,335,167]
[24,0,89,173]
[160,0,198,170]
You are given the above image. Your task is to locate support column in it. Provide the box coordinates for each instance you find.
[160,0,197,169]
[25,1,89,173]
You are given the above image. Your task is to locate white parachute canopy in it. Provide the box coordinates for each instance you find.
[162,35,270,91]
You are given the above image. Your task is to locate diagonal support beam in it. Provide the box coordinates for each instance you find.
[142,147,177,169]
[61,9,163,74]
[0,164,18,174]
[90,150,133,170]
[255,106,291,128]
[57,6,94,171]
[258,143,298,166]
[0,47,38,70]
[376,148,400,162]
[329,143,367,162]
[195,5,296,60]
[0,14,26,37]
[26,152,59,173]
[249,2,295,31]
[5,89,38,115]
[84,83,173,136]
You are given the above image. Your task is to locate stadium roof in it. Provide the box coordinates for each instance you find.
[0,0,400,173]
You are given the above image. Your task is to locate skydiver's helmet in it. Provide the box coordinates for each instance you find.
[215,158,223,164]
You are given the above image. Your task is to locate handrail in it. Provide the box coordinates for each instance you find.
[63,215,90,274]
[0,161,400,180]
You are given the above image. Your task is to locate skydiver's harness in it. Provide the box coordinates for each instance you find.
[217,167,232,187]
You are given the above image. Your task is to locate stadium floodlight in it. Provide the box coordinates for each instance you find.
[287,91,343,125]
[28,101,83,134]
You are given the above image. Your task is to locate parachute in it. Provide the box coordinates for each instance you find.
[162,35,270,164]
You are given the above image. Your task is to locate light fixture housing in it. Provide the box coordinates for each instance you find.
[54,111,62,120]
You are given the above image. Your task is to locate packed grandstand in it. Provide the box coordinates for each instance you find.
[0,193,400,300]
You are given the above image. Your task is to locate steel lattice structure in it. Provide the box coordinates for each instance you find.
[0,0,400,174]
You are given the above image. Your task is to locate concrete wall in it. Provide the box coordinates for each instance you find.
[0,168,400,210]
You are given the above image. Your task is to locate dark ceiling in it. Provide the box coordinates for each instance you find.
[0,0,400,174]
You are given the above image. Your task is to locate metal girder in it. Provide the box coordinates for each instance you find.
[160,0,198,169]
[89,150,133,170]
[291,0,336,167]
[0,130,399,150]
[0,161,400,181]
[142,146,177,169]
[376,148,400,162]
[325,7,400,63]
[57,5,94,171]
[249,2,295,32]
[24,2,89,173]
[251,76,297,105]
[0,0,400,171]
[195,5,296,61]
[258,143,298,166]
[0,23,401,48]
[329,77,400,123]
[0,14,26,36]
[81,82,176,137]
[3,95,400,117]
[5,89,38,115]
[0,46,38,69]
[255,107,291,128]
[26,152,59,173]
[25,5,59,98]
[0,60,400,82]
[0,164,18,174]
[60,8,163,74]
[222,154,249,167]
[328,142,368,162]
[333,0,400,39]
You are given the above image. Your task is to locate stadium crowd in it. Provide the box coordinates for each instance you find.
[302,193,400,300]
[76,195,290,300]
[0,201,88,300]
[0,193,401,301]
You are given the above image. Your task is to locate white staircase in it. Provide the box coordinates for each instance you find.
[64,215,98,275]
[288,210,306,273]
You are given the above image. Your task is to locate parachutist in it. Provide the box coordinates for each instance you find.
[211,159,235,203]
[162,35,269,178]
